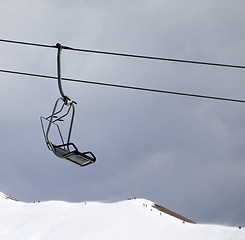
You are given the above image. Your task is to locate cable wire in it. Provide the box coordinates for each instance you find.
[0,68,244,104]
[0,38,55,49]
[0,38,245,69]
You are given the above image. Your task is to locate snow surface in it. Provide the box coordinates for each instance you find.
[0,192,244,240]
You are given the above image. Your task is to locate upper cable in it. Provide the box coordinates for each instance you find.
[0,38,245,69]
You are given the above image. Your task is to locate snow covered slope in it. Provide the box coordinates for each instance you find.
[0,192,244,240]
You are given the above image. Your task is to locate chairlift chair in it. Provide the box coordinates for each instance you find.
[40,43,96,167]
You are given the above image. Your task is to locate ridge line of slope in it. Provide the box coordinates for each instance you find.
[153,203,196,223]
[0,192,19,201]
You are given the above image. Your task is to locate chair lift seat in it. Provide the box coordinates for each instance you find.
[52,143,96,167]
[41,44,96,167]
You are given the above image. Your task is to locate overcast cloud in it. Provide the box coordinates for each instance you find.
[0,0,245,226]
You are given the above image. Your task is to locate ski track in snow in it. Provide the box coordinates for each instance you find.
[0,192,244,240]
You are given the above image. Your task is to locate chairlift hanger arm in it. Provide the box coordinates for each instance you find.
[56,43,70,103]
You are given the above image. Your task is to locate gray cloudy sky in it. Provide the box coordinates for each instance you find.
[0,0,245,226]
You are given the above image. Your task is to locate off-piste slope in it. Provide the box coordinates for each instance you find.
[0,192,244,240]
